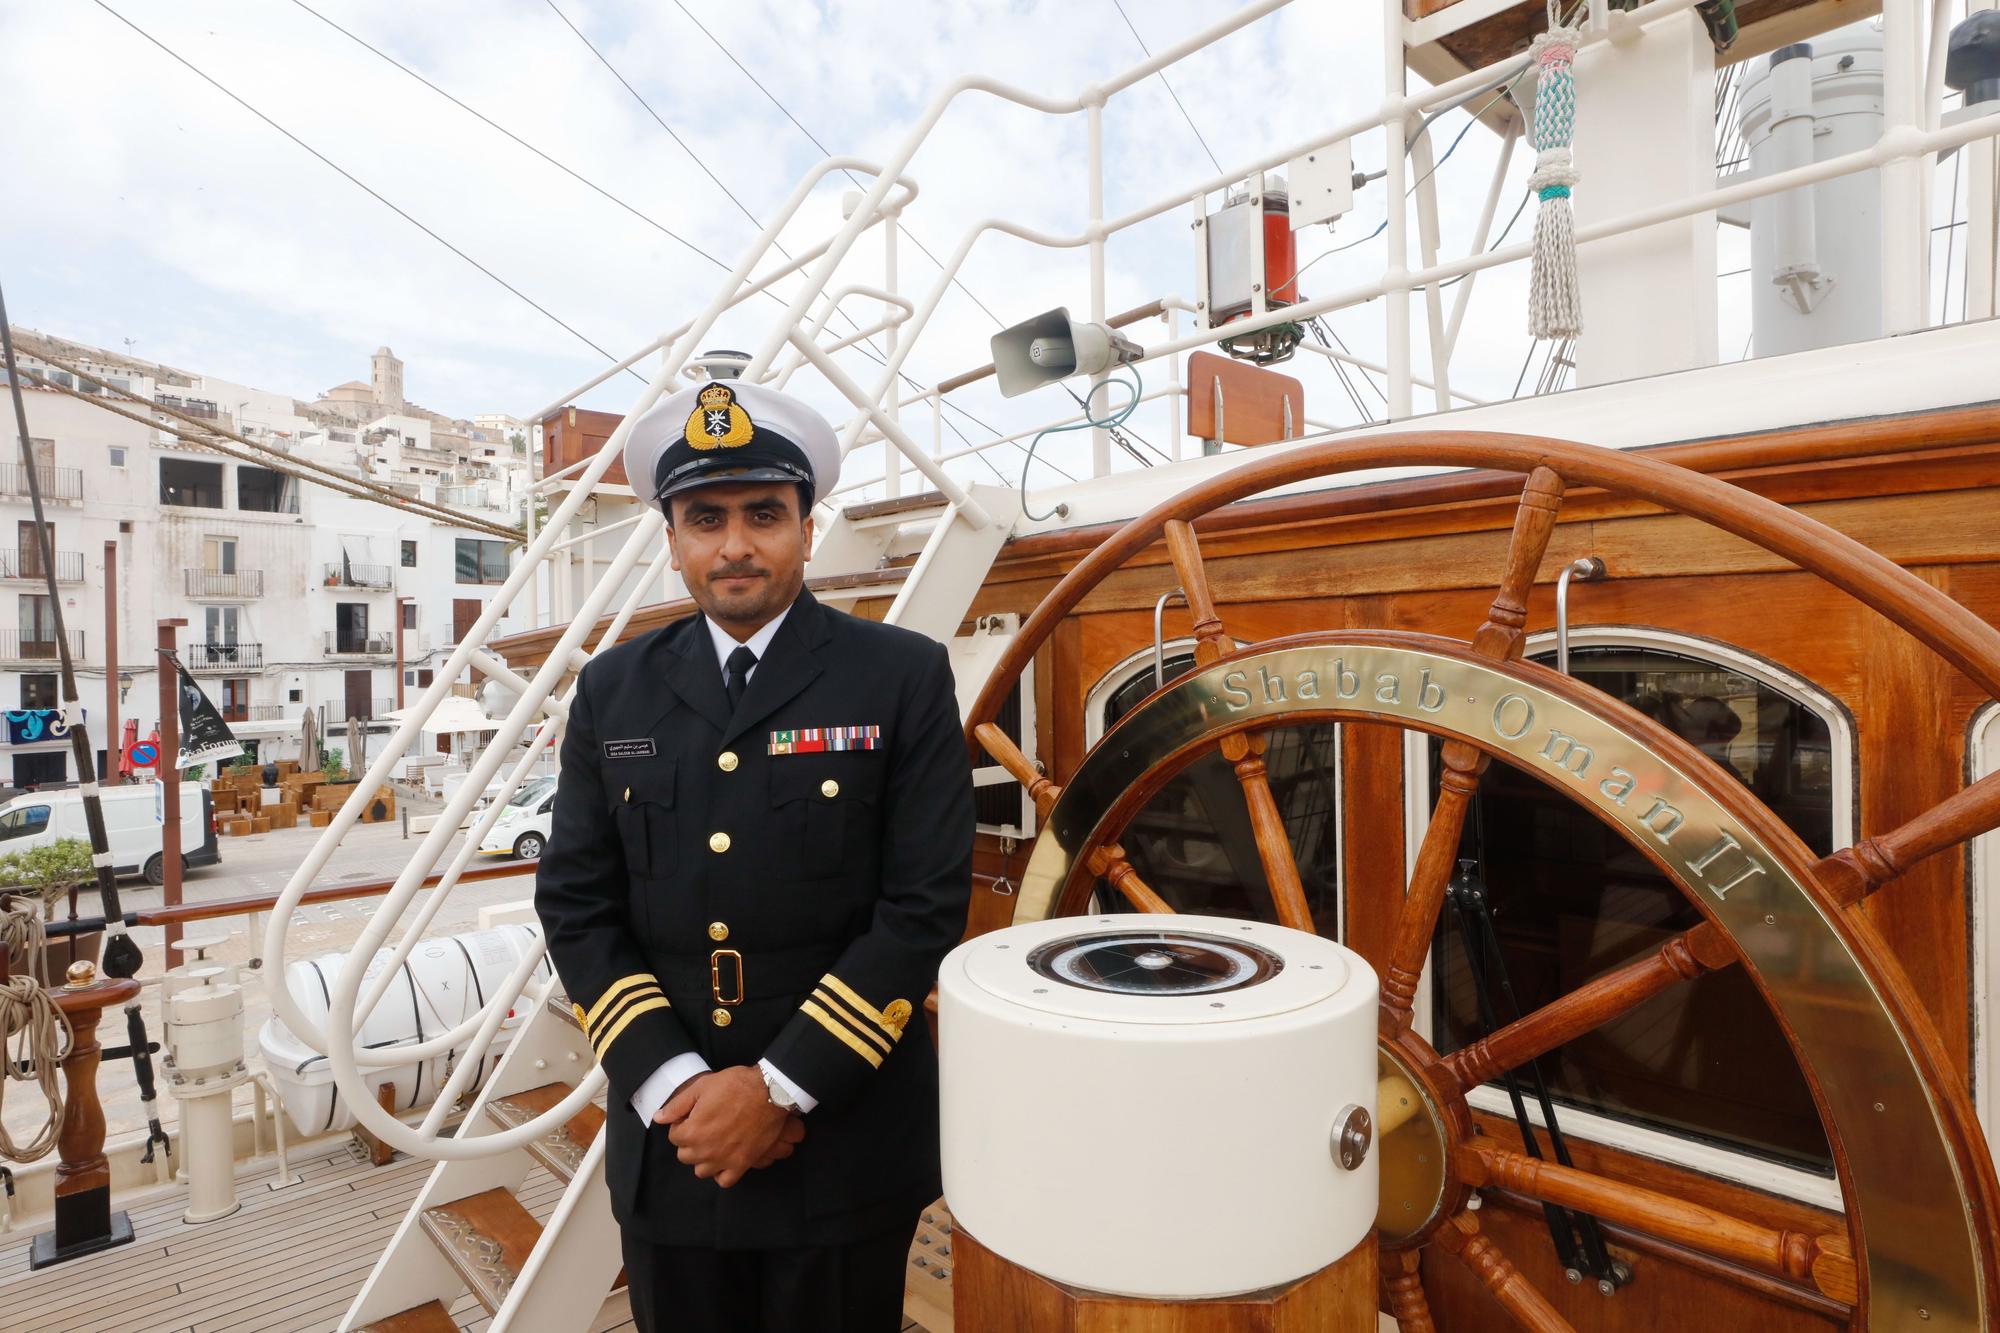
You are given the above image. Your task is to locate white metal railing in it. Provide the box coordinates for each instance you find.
[270,0,2000,1163]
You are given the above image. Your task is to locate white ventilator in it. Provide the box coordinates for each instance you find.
[163,971,250,1224]
[938,914,1379,1299]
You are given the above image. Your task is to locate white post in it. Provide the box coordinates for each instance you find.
[1165,306,1184,461]
[1088,99,1110,476]
[883,216,902,500]
[1880,0,1931,333]
[1409,126,1454,412]
[1966,0,1999,322]
[1382,0,1414,419]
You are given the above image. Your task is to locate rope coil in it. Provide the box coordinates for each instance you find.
[0,905,71,1162]
[1528,24,1584,340]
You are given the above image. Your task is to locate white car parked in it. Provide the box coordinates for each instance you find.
[474,775,557,861]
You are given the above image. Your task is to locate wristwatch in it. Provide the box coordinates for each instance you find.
[761,1065,802,1113]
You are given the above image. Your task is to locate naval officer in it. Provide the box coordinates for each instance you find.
[534,374,975,1332]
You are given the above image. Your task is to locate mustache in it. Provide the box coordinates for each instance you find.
[709,564,767,581]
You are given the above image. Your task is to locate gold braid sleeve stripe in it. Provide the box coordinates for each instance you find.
[819,974,896,1040]
[585,974,662,1034]
[812,987,893,1055]
[584,972,664,1032]
[593,996,671,1060]
[590,984,667,1048]
[800,1000,885,1068]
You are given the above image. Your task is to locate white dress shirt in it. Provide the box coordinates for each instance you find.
[630,606,818,1124]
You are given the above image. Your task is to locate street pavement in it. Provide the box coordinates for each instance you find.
[4,813,544,1147]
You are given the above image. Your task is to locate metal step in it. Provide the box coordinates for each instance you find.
[357,1300,459,1333]
[485,1081,606,1184]
[419,1186,544,1316]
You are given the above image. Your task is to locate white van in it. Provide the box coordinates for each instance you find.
[0,782,220,885]
[474,774,556,861]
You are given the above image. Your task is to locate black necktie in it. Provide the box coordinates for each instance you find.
[725,645,757,710]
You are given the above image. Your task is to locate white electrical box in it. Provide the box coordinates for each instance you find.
[1287,141,1354,230]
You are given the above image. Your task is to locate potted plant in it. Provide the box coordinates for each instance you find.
[0,838,103,984]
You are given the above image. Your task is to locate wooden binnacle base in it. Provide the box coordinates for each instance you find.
[949,1224,1378,1332]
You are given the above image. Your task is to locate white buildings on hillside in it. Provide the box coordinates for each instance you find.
[0,330,534,788]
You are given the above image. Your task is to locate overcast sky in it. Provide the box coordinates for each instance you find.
[1,0,1789,496]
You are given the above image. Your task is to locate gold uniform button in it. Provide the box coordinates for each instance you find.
[623,787,631,802]
[820,779,840,799]
[707,921,729,942]
[711,1008,732,1028]
[717,751,738,772]
[709,832,731,854]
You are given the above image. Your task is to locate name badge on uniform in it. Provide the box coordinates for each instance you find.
[603,738,657,759]
[769,725,881,755]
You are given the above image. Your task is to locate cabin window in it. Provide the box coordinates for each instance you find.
[1090,649,1341,932]
[1422,638,1848,1184]
[0,805,51,840]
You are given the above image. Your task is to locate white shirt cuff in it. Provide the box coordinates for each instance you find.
[758,1058,817,1114]
[631,1051,711,1125]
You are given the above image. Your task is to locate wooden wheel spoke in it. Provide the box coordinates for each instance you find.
[974,722,1059,818]
[1383,469,1567,1026]
[1224,733,1316,933]
[1381,741,1483,1024]
[1428,1210,1575,1332]
[1163,519,1233,665]
[1442,922,1734,1090]
[1383,1248,1437,1333]
[1084,842,1173,913]
[1816,766,2000,905]
[1471,466,1566,662]
[1456,1143,1857,1303]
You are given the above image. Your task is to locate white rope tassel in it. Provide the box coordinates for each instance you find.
[1527,26,1583,340]
[1527,148,1582,340]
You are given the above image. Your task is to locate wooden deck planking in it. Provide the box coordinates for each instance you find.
[0,1141,930,1333]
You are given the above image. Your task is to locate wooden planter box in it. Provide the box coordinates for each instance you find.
[308,809,333,829]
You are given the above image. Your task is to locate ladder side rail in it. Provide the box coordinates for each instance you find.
[265,150,897,1058]
[348,542,675,1034]
[490,1134,623,1333]
[524,160,920,427]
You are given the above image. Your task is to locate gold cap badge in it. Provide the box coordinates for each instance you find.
[684,383,754,451]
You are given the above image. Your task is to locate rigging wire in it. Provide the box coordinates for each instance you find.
[662,0,1007,329]
[287,0,1026,486]
[284,0,729,273]
[85,0,644,384]
[540,1,1058,489]
[1108,0,1224,174]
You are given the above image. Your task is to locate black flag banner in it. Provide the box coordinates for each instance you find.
[170,655,243,770]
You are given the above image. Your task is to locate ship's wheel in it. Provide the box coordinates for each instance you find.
[963,432,2000,1333]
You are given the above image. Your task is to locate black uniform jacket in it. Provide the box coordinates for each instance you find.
[534,589,974,1249]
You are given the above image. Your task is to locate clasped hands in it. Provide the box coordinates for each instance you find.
[656,1065,805,1189]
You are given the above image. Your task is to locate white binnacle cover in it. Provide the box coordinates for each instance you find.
[938,913,1379,1300]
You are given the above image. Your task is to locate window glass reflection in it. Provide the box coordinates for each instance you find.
[1430,644,1836,1174]
[1098,655,1340,934]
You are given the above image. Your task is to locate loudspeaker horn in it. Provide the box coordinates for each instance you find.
[990,307,1142,398]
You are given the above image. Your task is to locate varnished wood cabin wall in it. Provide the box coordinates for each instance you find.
[493,408,2000,1330]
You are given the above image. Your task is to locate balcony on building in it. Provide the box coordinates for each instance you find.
[323,561,394,590]
[187,642,262,671]
[0,629,85,663]
[185,569,266,599]
[0,464,84,505]
[0,550,84,583]
[324,631,394,657]
[339,696,398,720]
[245,703,291,721]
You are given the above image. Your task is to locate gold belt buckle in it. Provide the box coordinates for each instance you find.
[710,949,744,1006]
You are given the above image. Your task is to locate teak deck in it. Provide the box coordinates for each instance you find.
[0,1140,938,1332]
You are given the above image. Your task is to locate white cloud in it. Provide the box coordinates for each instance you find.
[2,0,1771,496]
